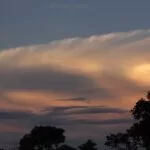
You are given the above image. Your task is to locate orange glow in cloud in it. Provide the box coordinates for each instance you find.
[4,91,90,112]
[130,63,150,86]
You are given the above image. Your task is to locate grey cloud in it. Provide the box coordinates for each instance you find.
[79,87,116,100]
[74,118,132,125]
[58,97,88,102]
[0,111,35,120]
[34,116,132,127]
[42,106,87,116]
[0,68,117,102]
[43,106,128,115]
[0,106,129,125]
[0,106,132,146]
[0,68,95,93]
[67,107,128,115]
[33,106,131,126]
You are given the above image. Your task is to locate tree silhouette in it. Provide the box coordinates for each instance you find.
[19,134,33,150]
[130,98,150,120]
[19,126,65,150]
[105,91,150,150]
[128,91,150,150]
[78,140,97,150]
[105,133,119,149]
[58,144,76,150]
[105,132,137,150]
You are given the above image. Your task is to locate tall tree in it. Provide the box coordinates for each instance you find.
[19,126,65,150]
[78,140,97,150]
[105,91,150,150]
[129,91,150,150]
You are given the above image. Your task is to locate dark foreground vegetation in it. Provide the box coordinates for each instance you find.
[19,126,98,150]
[105,92,150,150]
[2,92,150,150]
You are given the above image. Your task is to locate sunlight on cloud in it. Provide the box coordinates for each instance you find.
[129,63,150,86]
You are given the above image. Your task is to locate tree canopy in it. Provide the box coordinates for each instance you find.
[19,126,65,150]
[78,140,97,150]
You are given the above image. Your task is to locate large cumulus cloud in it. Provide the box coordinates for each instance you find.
[0,29,150,146]
[0,29,149,108]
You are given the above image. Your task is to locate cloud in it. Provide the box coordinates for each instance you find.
[0,29,150,144]
[74,118,132,125]
[0,106,131,135]
[0,110,33,120]
[66,107,128,114]
[0,68,95,92]
[0,105,131,146]
[0,30,149,107]
[0,106,128,120]
[58,97,88,102]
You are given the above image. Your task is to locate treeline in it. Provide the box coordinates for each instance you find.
[19,126,97,150]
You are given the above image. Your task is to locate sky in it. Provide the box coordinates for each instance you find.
[0,0,150,149]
